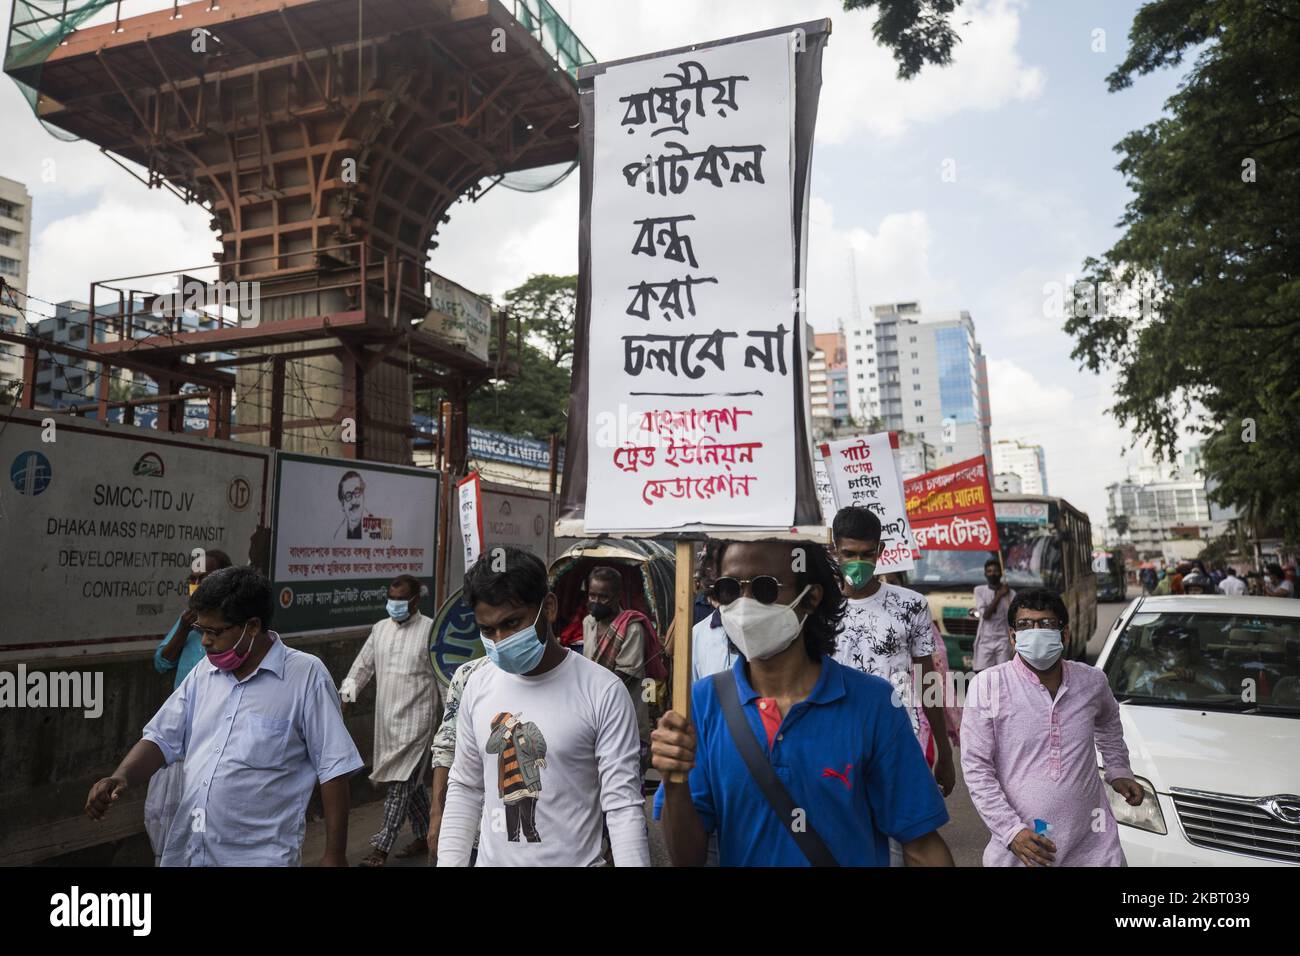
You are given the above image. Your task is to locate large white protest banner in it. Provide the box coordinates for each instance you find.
[821,432,919,573]
[581,32,800,532]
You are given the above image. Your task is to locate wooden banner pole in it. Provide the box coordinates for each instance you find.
[434,400,453,608]
[668,538,695,784]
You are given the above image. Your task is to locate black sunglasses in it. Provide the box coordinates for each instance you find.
[710,576,793,606]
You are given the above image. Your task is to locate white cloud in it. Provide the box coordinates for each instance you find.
[428,175,580,300]
[28,195,217,309]
[987,357,1131,525]
[817,0,1045,142]
[0,74,132,202]
[566,0,1044,143]
[804,196,958,329]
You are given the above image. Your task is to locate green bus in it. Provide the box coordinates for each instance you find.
[905,493,1097,670]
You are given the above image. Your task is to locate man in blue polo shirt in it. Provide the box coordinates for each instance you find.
[652,539,953,866]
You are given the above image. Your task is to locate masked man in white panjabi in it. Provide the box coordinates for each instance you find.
[341,574,440,866]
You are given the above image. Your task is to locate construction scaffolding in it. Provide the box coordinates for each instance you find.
[3,0,591,467]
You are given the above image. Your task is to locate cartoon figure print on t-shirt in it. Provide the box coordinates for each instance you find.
[486,711,548,843]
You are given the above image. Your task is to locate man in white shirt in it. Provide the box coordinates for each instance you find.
[340,575,439,866]
[1219,567,1247,596]
[973,558,1016,672]
[691,543,736,682]
[85,566,363,866]
[831,507,955,799]
[437,546,650,867]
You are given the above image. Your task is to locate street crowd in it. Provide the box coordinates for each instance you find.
[1138,561,1298,598]
[87,504,1171,867]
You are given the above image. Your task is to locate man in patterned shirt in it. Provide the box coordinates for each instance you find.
[831,506,956,806]
[429,654,491,864]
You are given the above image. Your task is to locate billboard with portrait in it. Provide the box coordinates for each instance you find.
[270,453,439,632]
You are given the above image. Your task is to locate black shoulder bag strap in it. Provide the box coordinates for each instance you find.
[711,671,839,867]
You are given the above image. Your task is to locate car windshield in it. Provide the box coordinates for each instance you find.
[1105,610,1300,712]
[908,520,1063,592]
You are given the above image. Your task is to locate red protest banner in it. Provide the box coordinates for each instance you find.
[903,456,1000,552]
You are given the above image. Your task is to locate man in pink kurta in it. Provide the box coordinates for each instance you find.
[961,589,1145,867]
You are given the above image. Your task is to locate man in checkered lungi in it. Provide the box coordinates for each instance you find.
[372,759,432,857]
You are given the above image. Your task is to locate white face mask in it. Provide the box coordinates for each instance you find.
[720,586,810,662]
[1015,627,1064,670]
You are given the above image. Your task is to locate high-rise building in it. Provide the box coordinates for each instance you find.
[994,471,1023,494]
[840,303,889,424]
[992,439,1048,495]
[843,302,991,467]
[811,330,849,430]
[1106,478,1216,556]
[0,177,33,393]
[33,300,229,409]
[809,339,830,428]
[1105,442,1225,556]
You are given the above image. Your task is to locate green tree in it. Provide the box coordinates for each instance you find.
[503,274,577,366]
[415,275,576,440]
[108,377,138,405]
[842,0,967,79]
[468,341,569,440]
[463,274,576,440]
[1065,0,1300,545]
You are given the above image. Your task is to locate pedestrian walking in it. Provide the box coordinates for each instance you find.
[437,547,650,866]
[86,566,362,866]
[340,574,440,867]
[961,589,1144,866]
[652,538,954,867]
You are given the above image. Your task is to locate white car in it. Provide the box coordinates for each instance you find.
[1095,595,1300,866]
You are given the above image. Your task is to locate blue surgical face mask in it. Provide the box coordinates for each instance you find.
[1015,627,1063,670]
[387,598,412,622]
[481,605,548,675]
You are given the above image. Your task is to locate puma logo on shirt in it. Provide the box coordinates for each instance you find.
[822,764,853,790]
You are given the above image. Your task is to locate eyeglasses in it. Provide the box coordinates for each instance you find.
[1012,618,1062,632]
[341,488,364,503]
[195,621,242,639]
[710,576,794,606]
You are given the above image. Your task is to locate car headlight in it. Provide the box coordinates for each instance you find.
[1099,770,1166,835]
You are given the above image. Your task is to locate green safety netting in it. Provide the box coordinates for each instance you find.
[501,0,590,192]
[6,0,121,141]
[511,0,594,80]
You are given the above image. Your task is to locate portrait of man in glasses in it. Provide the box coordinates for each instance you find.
[335,470,370,540]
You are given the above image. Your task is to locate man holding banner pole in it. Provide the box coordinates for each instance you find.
[559,18,842,859]
[652,539,953,867]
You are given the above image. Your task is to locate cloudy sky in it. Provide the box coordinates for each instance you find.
[1,0,1201,525]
